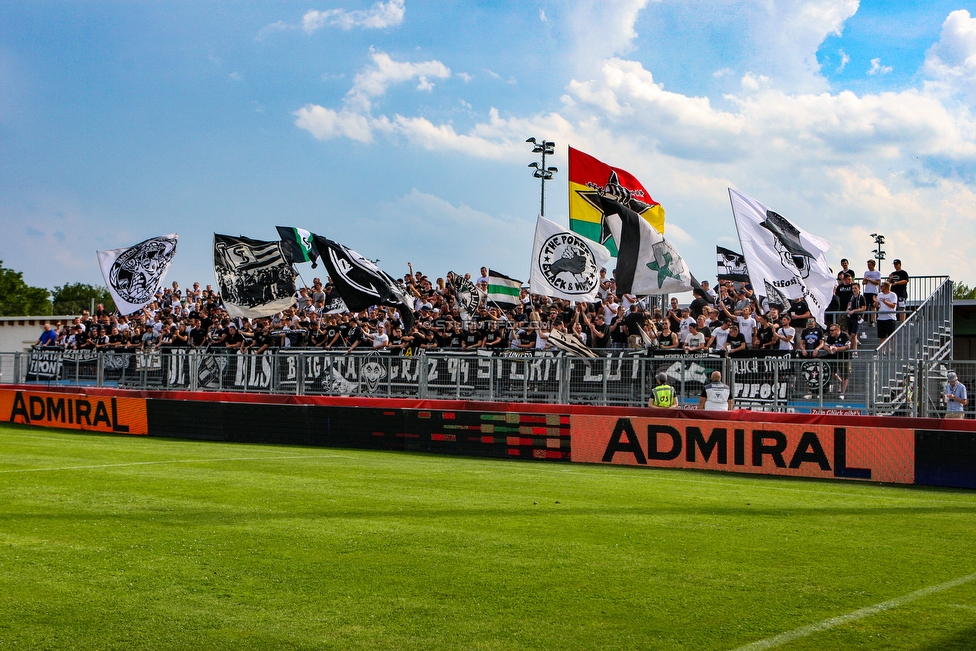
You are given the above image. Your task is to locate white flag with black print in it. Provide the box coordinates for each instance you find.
[97,234,179,316]
[547,328,598,358]
[728,188,835,324]
[597,196,693,295]
[529,215,611,302]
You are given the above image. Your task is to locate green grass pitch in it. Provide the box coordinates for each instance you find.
[1,422,975,650]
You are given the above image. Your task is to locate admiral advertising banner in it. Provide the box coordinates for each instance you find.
[1,389,148,435]
[571,415,915,484]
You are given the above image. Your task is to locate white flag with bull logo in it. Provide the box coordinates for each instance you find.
[529,215,611,302]
[729,188,835,325]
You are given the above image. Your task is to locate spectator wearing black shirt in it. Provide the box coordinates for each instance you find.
[799,318,825,358]
[888,259,909,321]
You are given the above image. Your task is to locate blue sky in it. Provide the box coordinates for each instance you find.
[1,0,974,295]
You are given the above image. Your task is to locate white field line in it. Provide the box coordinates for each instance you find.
[0,454,350,474]
[733,572,976,651]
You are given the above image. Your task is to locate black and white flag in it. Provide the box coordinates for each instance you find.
[547,328,597,358]
[213,234,297,318]
[97,234,179,315]
[529,215,611,302]
[716,246,750,282]
[598,196,692,295]
[728,189,834,324]
[313,235,414,331]
[449,271,484,317]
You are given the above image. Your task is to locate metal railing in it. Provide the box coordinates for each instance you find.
[4,348,974,419]
[874,276,953,415]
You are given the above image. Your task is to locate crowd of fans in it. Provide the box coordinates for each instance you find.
[33,257,908,357]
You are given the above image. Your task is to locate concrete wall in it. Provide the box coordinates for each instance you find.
[0,316,76,353]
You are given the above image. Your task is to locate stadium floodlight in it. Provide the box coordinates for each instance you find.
[870,233,886,271]
[527,137,557,217]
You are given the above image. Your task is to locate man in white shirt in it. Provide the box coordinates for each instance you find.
[877,282,899,343]
[371,324,389,350]
[862,259,881,326]
[774,315,795,351]
[736,306,757,348]
[683,322,707,352]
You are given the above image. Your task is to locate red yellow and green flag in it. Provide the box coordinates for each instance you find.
[568,146,665,257]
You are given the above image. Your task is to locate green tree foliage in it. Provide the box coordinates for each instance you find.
[0,261,53,316]
[51,283,116,315]
[953,282,976,300]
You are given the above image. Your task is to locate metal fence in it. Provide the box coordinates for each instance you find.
[5,348,974,419]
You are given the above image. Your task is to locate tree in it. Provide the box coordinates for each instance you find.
[52,283,116,315]
[0,261,53,316]
[953,282,976,300]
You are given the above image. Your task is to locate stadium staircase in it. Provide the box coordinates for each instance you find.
[868,276,953,417]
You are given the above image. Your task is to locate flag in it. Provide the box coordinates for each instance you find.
[449,271,483,317]
[213,234,297,319]
[568,146,665,257]
[312,235,414,331]
[487,269,522,309]
[716,246,750,282]
[728,188,835,324]
[529,215,611,302]
[598,196,692,295]
[97,234,179,316]
[547,328,597,358]
[276,226,320,268]
[323,294,348,314]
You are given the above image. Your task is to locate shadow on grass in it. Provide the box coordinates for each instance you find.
[916,623,976,650]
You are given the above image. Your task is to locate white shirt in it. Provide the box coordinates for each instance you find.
[777,326,795,350]
[711,326,731,350]
[862,269,881,294]
[737,316,756,345]
[878,291,898,320]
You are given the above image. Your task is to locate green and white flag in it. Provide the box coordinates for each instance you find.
[487,269,522,309]
[276,226,319,267]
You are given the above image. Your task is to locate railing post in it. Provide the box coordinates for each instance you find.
[418,351,428,399]
[96,351,104,388]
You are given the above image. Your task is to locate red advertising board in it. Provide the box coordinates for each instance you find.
[571,415,915,484]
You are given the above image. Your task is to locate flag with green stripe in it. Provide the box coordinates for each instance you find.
[276,226,319,268]
[487,269,522,309]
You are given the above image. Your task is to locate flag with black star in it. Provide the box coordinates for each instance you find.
[568,146,665,257]
[598,197,692,296]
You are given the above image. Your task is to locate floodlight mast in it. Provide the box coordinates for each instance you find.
[870,233,886,272]
[527,137,557,217]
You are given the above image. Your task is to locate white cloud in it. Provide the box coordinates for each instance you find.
[457,72,472,82]
[836,49,850,73]
[346,49,450,111]
[540,8,547,23]
[923,10,976,102]
[294,105,374,142]
[302,0,405,32]
[566,0,652,74]
[712,68,734,78]
[228,71,243,81]
[867,58,893,75]
[294,1,976,281]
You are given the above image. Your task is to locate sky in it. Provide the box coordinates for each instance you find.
[1,0,974,297]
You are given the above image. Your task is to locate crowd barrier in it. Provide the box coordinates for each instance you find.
[4,348,974,418]
[2,385,974,489]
